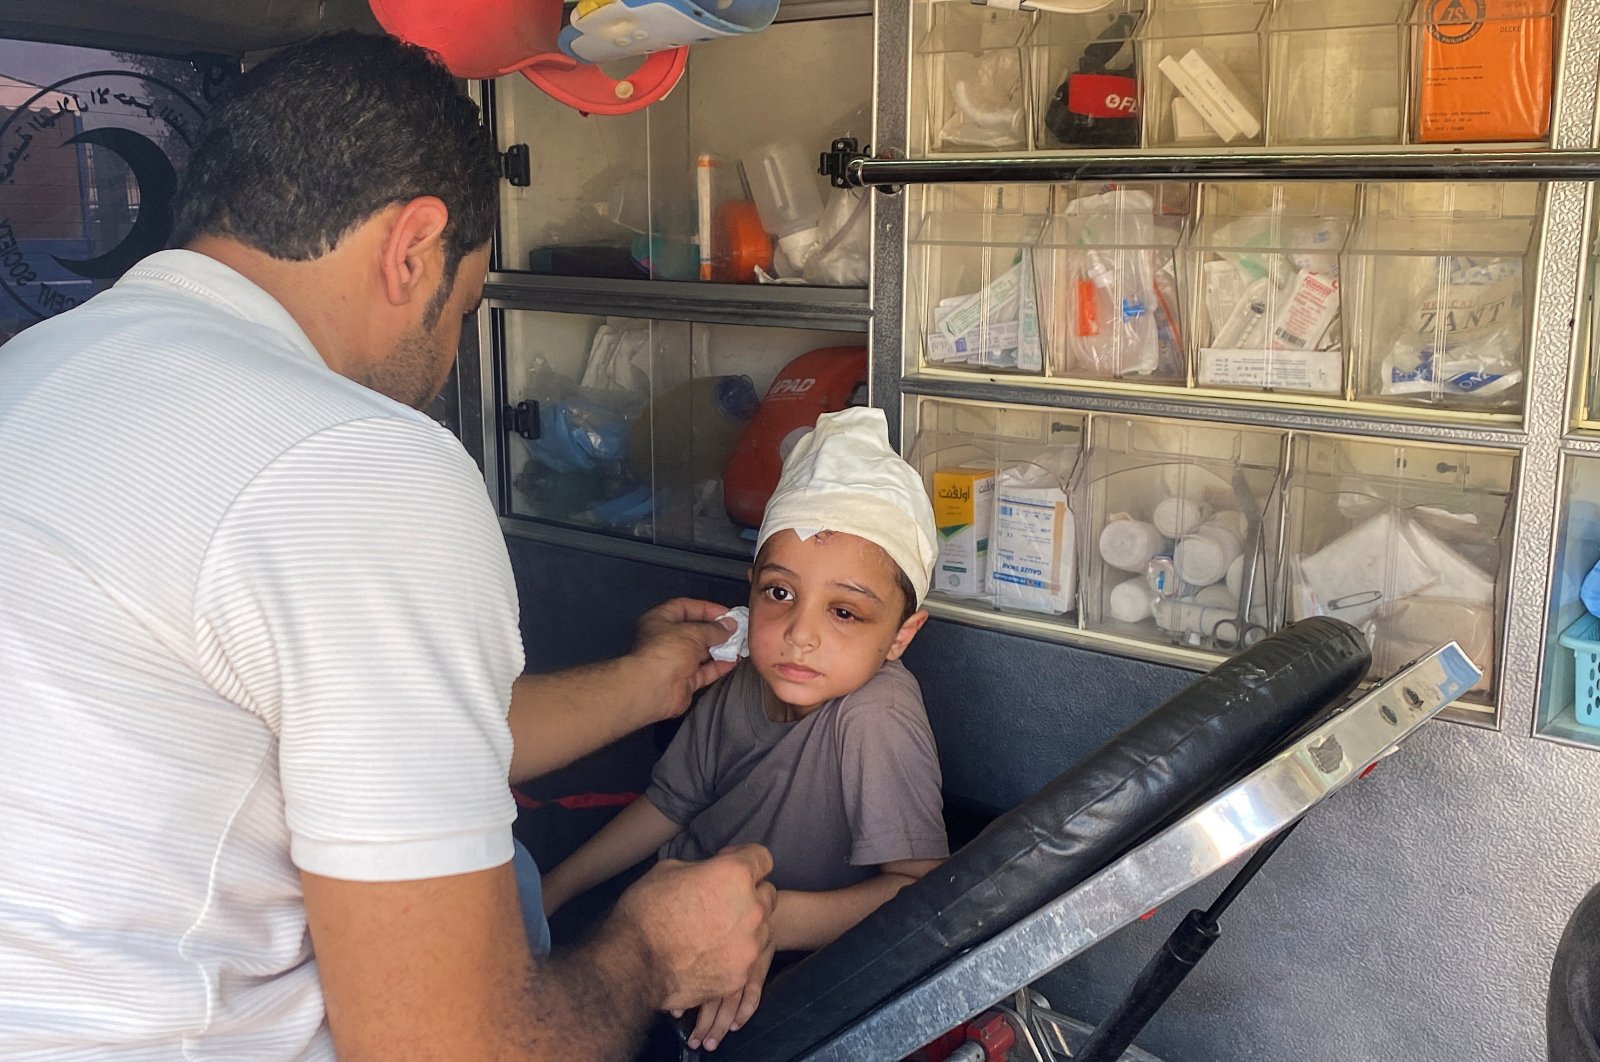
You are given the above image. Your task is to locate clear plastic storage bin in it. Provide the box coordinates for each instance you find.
[494,72,672,280]
[1035,182,1191,384]
[500,309,865,556]
[1082,416,1285,652]
[907,397,1086,617]
[1185,182,1356,395]
[492,15,872,285]
[1346,182,1540,414]
[1281,434,1514,708]
[909,185,1052,377]
[914,1,1035,155]
[1139,1,1269,149]
[1028,6,1145,152]
[1266,0,1408,146]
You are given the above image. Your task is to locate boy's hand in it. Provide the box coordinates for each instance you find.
[686,932,774,1052]
[631,598,740,722]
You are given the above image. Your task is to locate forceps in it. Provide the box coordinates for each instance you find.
[1211,467,1270,650]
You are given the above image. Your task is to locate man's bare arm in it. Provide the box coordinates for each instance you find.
[509,598,737,783]
[302,846,775,1060]
[304,863,651,1060]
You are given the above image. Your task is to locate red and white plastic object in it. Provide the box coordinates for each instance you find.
[905,1010,1018,1062]
[721,346,868,529]
[369,0,686,116]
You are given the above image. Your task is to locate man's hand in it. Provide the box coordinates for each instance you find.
[304,861,666,1060]
[507,597,739,782]
[611,844,777,1013]
[630,597,741,724]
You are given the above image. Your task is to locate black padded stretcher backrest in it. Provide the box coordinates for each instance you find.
[1549,882,1600,1062]
[718,617,1370,1061]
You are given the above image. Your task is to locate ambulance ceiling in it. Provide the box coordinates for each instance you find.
[0,0,383,60]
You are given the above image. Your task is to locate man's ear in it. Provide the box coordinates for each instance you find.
[885,608,929,662]
[378,196,449,308]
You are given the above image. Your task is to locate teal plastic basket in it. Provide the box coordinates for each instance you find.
[1558,613,1600,727]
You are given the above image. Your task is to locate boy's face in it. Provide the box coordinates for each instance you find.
[747,529,928,716]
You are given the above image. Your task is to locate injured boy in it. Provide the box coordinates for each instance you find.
[540,407,950,1052]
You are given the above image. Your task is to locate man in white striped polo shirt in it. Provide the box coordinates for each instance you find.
[0,31,773,1060]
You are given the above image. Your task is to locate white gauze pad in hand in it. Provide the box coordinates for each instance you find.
[711,606,751,662]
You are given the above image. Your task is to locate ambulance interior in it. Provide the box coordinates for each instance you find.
[5,0,1600,1058]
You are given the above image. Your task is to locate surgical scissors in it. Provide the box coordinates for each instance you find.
[1211,468,1269,650]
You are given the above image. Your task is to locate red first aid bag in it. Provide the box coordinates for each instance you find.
[722,346,868,529]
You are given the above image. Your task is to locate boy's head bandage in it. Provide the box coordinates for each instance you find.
[756,407,938,607]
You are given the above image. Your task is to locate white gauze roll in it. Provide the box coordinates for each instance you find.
[1154,496,1213,539]
[1209,509,1249,539]
[1109,576,1155,623]
[1225,552,1268,599]
[1099,518,1168,573]
[1194,584,1238,609]
[1173,520,1243,587]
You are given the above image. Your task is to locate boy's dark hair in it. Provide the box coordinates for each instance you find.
[170,32,499,325]
[891,568,919,627]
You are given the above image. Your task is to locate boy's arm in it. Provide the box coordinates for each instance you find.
[685,857,942,1052]
[545,659,735,916]
[541,796,685,916]
[769,857,942,953]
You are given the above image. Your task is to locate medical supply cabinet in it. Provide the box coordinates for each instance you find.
[473,5,875,561]
[474,0,1600,733]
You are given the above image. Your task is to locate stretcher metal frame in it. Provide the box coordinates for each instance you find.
[803,642,1481,1061]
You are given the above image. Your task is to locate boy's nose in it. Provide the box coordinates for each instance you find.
[784,609,822,650]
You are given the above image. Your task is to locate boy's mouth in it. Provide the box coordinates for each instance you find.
[773,662,821,682]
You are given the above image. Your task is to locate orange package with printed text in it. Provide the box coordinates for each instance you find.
[1415,0,1557,143]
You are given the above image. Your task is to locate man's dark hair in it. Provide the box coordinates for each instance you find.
[171,32,499,322]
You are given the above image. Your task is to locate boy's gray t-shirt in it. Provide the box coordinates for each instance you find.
[644,659,948,893]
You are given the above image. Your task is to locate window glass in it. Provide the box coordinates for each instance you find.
[0,39,233,341]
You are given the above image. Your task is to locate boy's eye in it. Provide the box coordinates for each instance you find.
[830,607,859,622]
[762,585,793,603]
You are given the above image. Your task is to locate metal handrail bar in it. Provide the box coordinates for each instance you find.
[837,148,1600,190]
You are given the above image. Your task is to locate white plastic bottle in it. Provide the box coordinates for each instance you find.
[743,138,826,276]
